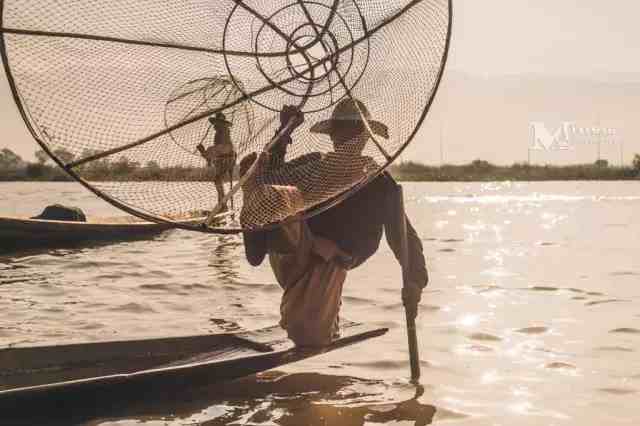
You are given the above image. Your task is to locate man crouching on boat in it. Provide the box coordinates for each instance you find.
[240,100,428,347]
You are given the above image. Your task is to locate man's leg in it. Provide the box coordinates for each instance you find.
[269,216,348,348]
[242,183,346,347]
[215,179,227,211]
[279,257,346,347]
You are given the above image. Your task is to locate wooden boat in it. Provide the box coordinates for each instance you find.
[0,215,205,249]
[0,321,387,409]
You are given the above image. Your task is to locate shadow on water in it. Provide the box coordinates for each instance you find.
[188,374,437,426]
[5,373,438,426]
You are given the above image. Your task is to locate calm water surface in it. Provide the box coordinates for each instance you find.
[1,181,639,425]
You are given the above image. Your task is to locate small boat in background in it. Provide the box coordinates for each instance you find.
[0,215,203,250]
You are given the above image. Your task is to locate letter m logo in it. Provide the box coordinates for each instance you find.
[529,122,573,151]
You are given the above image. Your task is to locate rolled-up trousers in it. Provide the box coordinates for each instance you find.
[267,201,346,348]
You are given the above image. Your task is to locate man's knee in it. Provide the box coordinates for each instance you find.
[283,320,335,348]
[287,327,333,347]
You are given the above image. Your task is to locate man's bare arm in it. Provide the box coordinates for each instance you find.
[382,174,429,318]
[385,210,429,289]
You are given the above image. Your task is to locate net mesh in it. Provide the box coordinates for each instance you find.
[1,0,451,232]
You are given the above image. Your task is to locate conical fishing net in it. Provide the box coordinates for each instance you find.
[1,0,452,233]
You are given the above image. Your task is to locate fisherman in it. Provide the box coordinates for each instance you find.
[197,112,237,211]
[240,99,428,347]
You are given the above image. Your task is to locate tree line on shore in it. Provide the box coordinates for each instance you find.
[2,147,640,182]
[0,148,217,182]
[0,147,71,181]
[390,158,640,181]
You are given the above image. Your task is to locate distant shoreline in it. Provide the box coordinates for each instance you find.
[2,148,640,183]
[389,160,640,182]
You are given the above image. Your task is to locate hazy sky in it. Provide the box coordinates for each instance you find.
[1,0,640,163]
[450,0,640,77]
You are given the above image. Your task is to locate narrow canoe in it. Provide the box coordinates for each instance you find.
[0,321,387,408]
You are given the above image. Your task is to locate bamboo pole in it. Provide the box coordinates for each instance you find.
[394,184,421,381]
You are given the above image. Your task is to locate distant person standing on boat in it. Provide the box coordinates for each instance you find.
[240,100,428,347]
[197,112,237,211]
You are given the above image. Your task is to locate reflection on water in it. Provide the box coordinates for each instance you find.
[166,374,438,426]
[55,373,439,426]
[2,181,640,425]
[206,235,243,286]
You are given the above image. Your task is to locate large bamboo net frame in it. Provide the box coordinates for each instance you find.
[0,0,452,233]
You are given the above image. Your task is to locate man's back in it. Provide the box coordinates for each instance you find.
[309,171,428,290]
[308,173,396,268]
